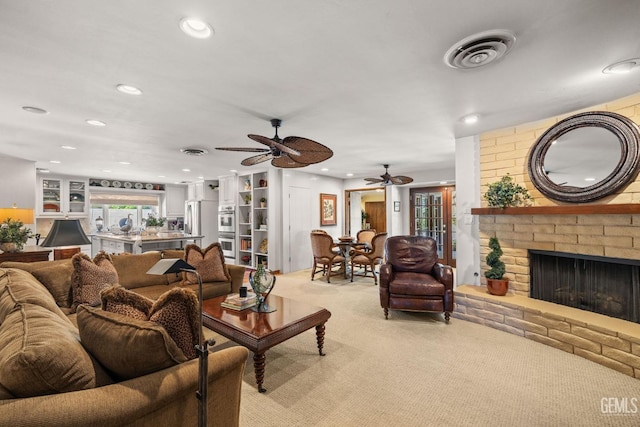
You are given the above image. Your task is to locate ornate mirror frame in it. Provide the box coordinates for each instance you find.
[528,111,640,203]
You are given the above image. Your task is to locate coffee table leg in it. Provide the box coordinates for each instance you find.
[316,323,326,356]
[253,352,267,393]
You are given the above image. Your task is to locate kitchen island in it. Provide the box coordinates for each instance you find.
[92,233,203,255]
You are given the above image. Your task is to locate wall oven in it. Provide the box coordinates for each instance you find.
[218,205,235,233]
[218,234,235,259]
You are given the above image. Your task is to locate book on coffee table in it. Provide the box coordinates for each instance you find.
[221,293,257,310]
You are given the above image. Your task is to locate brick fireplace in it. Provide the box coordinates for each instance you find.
[455,93,640,379]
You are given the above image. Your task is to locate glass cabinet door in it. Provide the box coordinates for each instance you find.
[68,180,86,214]
[41,178,62,214]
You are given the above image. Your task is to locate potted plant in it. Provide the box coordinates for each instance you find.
[145,214,165,235]
[260,197,266,208]
[244,194,251,204]
[0,218,34,252]
[485,237,509,295]
[484,174,533,208]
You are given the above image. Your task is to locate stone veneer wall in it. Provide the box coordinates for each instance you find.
[478,92,640,295]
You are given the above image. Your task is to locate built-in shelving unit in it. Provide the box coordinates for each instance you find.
[236,171,270,269]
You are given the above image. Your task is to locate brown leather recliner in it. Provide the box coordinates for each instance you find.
[379,235,454,323]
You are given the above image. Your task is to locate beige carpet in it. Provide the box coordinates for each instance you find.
[207,269,640,427]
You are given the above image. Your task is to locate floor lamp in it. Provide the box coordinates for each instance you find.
[146,258,215,427]
[40,219,90,259]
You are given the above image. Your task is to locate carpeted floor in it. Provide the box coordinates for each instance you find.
[208,269,640,426]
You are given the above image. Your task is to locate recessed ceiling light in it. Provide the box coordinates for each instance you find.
[197,176,204,179]
[346,173,354,177]
[158,175,166,178]
[102,169,112,173]
[119,161,130,165]
[86,119,106,126]
[463,114,479,125]
[50,160,61,164]
[584,177,596,182]
[603,58,640,74]
[22,106,49,114]
[60,145,76,150]
[182,168,191,172]
[321,168,329,172]
[116,84,142,95]
[230,169,237,173]
[38,168,50,173]
[440,181,448,184]
[179,18,214,39]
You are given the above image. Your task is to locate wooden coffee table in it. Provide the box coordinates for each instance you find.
[202,294,331,393]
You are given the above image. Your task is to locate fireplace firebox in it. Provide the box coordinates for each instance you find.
[529,250,640,323]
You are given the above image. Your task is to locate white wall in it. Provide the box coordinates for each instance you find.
[0,154,36,212]
[454,135,480,286]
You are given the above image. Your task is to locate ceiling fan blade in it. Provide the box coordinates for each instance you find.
[216,147,270,153]
[241,153,273,166]
[271,155,309,168]
[281,137,333,165]
[247,134,278,147]
[364,178,384,183]
[390,176,414,185]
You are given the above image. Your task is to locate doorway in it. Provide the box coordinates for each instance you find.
[344,188,386,237]
[410,186,456,267]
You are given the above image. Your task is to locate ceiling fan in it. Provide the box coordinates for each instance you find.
[364,164,414,186]
[215,119,333,168]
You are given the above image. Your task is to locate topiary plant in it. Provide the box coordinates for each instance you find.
[485,237,506,279]
[484,174,533,208]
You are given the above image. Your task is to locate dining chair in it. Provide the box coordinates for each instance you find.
[350,232,387,285]
[351,229,376,253]
[310,232,346,283]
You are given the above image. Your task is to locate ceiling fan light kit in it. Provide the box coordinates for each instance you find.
[364,164,413,186]
[216,118,333,168]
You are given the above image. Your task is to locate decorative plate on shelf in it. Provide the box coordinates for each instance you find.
[112,180,122,188]
[145,183,154,190]
[101,179,110,187]
[134,182,144,189]
[123,182,132,189]
[70,193,84,202]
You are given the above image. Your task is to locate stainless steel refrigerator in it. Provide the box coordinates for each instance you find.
[184,200,219,248]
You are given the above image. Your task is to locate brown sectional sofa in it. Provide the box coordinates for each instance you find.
[0,250,248,427]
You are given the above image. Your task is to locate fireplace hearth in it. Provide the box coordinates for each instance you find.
[529,250,640,324]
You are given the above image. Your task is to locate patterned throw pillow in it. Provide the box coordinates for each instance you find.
[183,243,230,285]
[71,251,118,312]
[100,284,153,320]
[149,287,200,359]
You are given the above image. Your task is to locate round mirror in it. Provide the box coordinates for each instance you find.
[528,111,640,203]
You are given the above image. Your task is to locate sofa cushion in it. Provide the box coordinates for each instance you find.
[0,302,113,397]
[0,269,68,322]
[183,243,230,285]
[149,287,200,359]
[0,259,74,308]
[71,252,119,311]
[101,284,153,320]
[77,305,189,381]
[110,251,170,289]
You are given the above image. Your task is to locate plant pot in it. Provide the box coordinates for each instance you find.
[486,278,509,296]
[146,226,159,235]
[0,242,19,253]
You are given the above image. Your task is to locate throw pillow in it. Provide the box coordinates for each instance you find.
[149,287,200,359]
[100,284,153,320]
[71,251,119,312]
[77,305,188,381]
[183,243,230,285]
[30,262,74,308]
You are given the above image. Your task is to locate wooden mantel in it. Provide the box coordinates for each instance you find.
[471,204,640,215]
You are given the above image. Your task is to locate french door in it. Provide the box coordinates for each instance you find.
[410,186,456,267]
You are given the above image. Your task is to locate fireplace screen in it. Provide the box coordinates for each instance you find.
[529,250,640,323]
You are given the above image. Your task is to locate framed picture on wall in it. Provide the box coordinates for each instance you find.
[320,193,337,226]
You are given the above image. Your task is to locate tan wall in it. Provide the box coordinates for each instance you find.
[478,92,640,295]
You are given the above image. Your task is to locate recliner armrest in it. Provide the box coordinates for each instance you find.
[433,263,454,290]
[379,264,393,288]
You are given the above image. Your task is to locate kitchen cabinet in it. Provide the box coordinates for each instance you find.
[38,176,88,217]
[187,180,219,201]
[218,174,237,205]
[164,184,187,217]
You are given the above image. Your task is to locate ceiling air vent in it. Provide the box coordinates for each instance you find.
[180,148,209,156]
[444,29,516,69]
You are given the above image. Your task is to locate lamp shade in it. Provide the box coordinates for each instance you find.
[41,219,90,247]
[0,207,34,224]
[146,258,196,275]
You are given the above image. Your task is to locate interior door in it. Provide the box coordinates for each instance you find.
[365,201,386,232]
[288,186,313,272]
[410,186,456,267]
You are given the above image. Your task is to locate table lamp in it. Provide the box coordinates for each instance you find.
[41,219,90,259]
[146,258,215,427]
[0,204,34,224]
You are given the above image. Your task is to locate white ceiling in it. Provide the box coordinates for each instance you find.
[0,0,639,185]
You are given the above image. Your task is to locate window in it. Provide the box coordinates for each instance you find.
[90,192,160,233]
